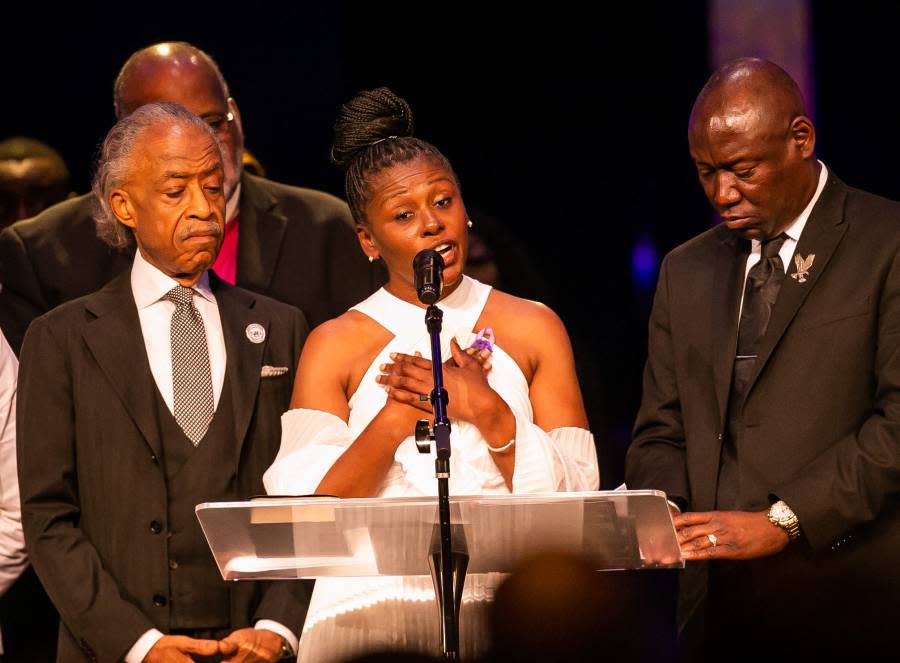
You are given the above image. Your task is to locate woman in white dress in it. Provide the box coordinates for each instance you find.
[264,88,599,661]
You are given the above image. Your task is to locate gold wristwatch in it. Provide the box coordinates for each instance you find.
[767,500,801,541]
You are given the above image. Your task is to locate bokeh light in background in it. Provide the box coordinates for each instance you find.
[631,237,659,291]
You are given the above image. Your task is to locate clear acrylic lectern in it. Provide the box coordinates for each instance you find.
[197,490,681,658]
[197,489,682,580]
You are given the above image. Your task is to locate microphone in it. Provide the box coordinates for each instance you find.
[414,249,445,305]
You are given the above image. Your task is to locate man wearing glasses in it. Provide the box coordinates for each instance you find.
[0,42,383,355]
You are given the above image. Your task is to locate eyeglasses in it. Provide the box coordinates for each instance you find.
[203,111,235,134]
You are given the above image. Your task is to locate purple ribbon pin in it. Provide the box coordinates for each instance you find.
[468,327,495,353]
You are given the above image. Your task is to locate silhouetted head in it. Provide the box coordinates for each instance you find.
[0,137,70,229]
[491,553,638,662]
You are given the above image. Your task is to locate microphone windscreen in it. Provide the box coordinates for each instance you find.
[413,249,445,305]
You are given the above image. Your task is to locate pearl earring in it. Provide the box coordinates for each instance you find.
[368,256,375,263]
[467,219,473,228]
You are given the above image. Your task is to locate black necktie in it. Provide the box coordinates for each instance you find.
[165,285,215,446]
[731,233,788,405]
[719,234,789,509]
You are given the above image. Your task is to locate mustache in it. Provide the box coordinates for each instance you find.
[178,220,223,241]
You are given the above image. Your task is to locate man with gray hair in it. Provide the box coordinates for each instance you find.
[17,102,311,663]
[0,41,382,354]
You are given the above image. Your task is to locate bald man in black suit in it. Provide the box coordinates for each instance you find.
[627,59,900,657]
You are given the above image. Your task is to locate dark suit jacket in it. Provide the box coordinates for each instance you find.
[626,174,900,646]
[0,172,384,354]
[16,270,313,662]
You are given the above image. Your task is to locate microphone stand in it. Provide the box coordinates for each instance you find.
[414,303,466,659]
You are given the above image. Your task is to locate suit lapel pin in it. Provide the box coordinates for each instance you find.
[791,254,815,283]
[246,323,266,344]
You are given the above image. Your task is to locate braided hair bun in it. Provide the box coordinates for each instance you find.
[331,87,414,169]
[330,87,457,224]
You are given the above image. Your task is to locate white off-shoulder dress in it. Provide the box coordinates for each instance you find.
[264,276,599,662]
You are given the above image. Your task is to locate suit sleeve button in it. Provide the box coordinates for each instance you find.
[150,521,163,534]
[169,559,179,570]
[152,594,167,607]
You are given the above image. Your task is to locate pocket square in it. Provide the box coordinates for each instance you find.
[260,365,289,378]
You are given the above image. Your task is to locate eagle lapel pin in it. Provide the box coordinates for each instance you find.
[791,254,815,283]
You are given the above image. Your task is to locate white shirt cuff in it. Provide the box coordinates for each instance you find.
[124,628,164,663]
[255,620,298,656]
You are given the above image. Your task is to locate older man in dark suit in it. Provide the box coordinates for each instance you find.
[0,41,383,355]
[626,58,900,657]
[17,102,310,662]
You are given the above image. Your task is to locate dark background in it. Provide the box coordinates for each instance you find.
[2,2,896,488]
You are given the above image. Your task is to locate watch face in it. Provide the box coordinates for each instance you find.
[770,503,792,522]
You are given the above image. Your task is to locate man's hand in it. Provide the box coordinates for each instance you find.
[674,510,790,560]
[218,628,286,662]
[144,635,221,662]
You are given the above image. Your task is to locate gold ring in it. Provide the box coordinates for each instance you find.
[707,533,718,547]
[419,393,429,402]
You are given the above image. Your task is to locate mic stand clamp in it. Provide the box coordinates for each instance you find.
[414,418,437,454]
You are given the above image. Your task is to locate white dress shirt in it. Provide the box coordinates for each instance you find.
[731,161,828,528]
[131,250,226,412]
[126,252,296,661]
[0,331,27,655]
[739,161,829,315]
